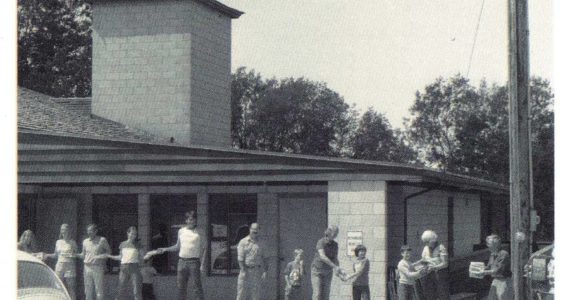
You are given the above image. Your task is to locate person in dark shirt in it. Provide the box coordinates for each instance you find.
[150,223,168,274]
[311,225,341,300]
[473,234,512,300]
[343,244,370,300]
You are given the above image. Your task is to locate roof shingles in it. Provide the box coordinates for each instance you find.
[18,88,169,144]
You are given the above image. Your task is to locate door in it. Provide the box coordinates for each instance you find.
[279,193,327,300]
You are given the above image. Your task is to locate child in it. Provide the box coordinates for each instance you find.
[343,244,370,300]
[284,249,305,300]
[397,245,426,300]
[141,258,158,300]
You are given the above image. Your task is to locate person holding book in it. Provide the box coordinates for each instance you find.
[103,226,144,300]
[419,230,449,300]
[141,258,158,300]
[342,244,370,300]
[44,224,79,300]
[472,234,512,300]
[397,245,427,300]
[283,249,305,300]
[78,224,111,300]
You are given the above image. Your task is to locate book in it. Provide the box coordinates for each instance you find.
[469,262,485,279]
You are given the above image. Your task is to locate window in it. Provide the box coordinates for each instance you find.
[93,194,138,274]
[150,194,197,274]
[209,194,257,275]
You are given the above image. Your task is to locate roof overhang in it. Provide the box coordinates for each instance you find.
[18,130,508,195]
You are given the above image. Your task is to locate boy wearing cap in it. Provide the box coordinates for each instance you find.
[284,249,305,300]
[397,245,426,300]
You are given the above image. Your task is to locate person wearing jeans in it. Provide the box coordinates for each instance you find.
[311,225,341,300]
[78,224,110,300]
[157,211,206,300]
[105,226,144,300]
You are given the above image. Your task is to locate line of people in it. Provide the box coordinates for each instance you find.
[395,230,512,300]
[18,221,510,300]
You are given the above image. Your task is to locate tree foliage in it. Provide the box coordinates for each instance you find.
[351,108,417,164]
[18,0,92,97]
[405,75,554,240]
[231,68,359,157]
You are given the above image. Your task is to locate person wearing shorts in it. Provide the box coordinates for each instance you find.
[46,224,79,300]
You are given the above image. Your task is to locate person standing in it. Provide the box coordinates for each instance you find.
[141,258,158,300]
[473,234,512,300]
[284,249,305,300]
[17,230,37,254]
[78,224,111,300]
[311,225,341,300]
[418,230,449,300]
[105,226,144,300]
[45,224,79,300]
[397,245,426,300]
[236,222,268,300]
[157,211,206,300]
[343,245,370,300]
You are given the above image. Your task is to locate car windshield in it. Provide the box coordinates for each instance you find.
[18,261,66,292]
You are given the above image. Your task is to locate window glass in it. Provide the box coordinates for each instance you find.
[209,194,257,275]
[150,194,197,274]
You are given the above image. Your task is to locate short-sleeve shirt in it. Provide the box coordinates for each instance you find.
[422,243,448,267]
[237,236,265,267]
[56,239,78,263]
[284,261,304,287]
[311,238,338,274]
[82,236,111,266]
[486,250,512,279]
[119,240,141,264]
[352,258,370,286]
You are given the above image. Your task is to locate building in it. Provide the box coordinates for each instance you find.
[17,0,510,299]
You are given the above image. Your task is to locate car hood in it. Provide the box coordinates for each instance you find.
[17,288,70,300]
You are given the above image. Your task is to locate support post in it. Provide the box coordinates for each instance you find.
[508,0,532,298]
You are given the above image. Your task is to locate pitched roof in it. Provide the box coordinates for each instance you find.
[17,87,168,144]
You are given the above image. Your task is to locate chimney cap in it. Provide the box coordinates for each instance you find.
[92,0,244,19]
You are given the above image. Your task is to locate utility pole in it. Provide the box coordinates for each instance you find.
[508,0,532,299]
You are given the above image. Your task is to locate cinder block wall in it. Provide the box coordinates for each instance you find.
[328,181,388,300]
[92,0,232,147]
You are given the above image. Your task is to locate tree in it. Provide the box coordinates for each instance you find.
[18,0,92,97]
[351,108,417,164]
[405,75,554,240]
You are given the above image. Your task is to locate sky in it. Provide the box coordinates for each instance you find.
[221,0,553,128]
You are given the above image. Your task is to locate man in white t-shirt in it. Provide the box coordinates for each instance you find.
[157,211,206,300]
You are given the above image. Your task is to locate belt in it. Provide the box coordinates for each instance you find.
[245,265,262,269]
[179,257,200,261]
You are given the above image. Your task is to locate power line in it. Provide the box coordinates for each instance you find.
[466,0,486,77]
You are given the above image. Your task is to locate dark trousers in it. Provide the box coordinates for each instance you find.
[417,269,449,300]
[142,283,155,300]
[177,258,203,300]
[352,285,370,300]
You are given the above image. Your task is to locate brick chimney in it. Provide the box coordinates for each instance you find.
[91,0,242,147]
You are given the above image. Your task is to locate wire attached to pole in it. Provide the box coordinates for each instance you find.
[467,0,486,77]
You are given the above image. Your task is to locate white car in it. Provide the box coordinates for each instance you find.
[17,250,71,300]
